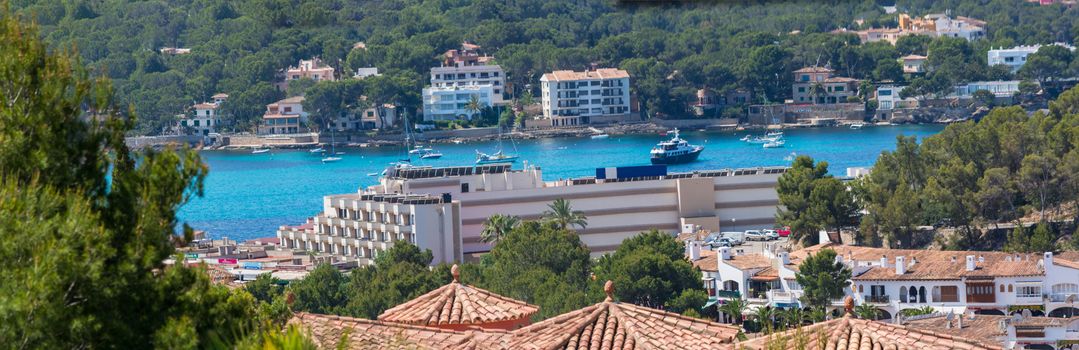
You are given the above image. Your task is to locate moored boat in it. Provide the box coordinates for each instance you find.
[650,129,703,165]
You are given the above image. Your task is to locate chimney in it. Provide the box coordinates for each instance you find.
[951,256,957,264]
[835,254,844,265]
[1044,252,1054,268]
[880,255,889,268]
[719,247,731,261]
[780,252,790,265]
[819,230,831,245]
[978,255,984,263]
[957,315,963,329]
[688,241,701,261]
[966,255,976,271]
[896,256,906,275]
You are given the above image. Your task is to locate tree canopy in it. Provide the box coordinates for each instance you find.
[795,249,853,309]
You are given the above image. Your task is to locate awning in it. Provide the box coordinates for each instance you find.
[703,297,719,308]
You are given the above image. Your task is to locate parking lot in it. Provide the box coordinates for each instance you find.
[720,236,792,255]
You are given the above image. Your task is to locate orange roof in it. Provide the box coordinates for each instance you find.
[738,317,1000,350]
[722,253,772,270]
[903,314,1008,342]
[797,244,1049,280]
[193,103,219,110]
[794,67,834,73]
[823,77,859,83]
[505,282,739,349]
[541,68,629,82]
[377,265,539,326]
[289,312,490,350]
[901,54,928,60]
[852,259,1043,281]
[692,249,718,272]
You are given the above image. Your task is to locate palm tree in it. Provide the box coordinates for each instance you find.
[480,214,520,243]
[783,307,806,328]
[854,303,879,320]
[718,298,747,325]
[808,82,826,104]
[542,198,587,230]
[465,95,483,120]
[754,306,776,334]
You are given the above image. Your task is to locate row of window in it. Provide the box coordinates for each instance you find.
[857,283,1079,303]
[180,119,220,127]
[334,207,415,226]
[553,79,626,89]
[318,224,411,243]
[434,71,501,80]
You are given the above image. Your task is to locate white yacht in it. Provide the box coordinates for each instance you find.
[650,129,703,164]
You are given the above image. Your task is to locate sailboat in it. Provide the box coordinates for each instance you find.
[252,146,270,154]
[476,126,519,164]
[321,126,342,163]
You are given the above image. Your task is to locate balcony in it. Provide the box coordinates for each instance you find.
[767,290,801,304]
[864,295,890,304]
[1014,294,1044,304]
[1049,293,1079,303]
[715,290,741,299]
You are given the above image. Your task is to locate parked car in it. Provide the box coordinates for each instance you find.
[762,229,780,240]
[708,237,733,248]
[744,230,768,241]
[777,226,792,237]
[720,231,744,245]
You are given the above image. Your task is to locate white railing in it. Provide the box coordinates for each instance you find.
[1014,295,1043,304]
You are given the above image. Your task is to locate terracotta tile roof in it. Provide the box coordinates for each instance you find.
[541,68,629,82]
[1011,315,1079,327]
[290,312,493,350]
[794,67,834,73]
[377,266,539,327]
[691,249,718,272]
[794,244,1040,267]
[738,317,1001,350]
[902,314,1008,342]
[506,299,739,349]
[194,103,219,110]
[852,258,1042,281]
[722,254,772,270]
[273,96,306,104]
[901,54,928,60]
[1053,257,1079,270]
[823,77,859,83]
[750,267,779,281]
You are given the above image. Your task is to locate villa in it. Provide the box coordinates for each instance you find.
[258,96,308,135]
[537,67,635,127]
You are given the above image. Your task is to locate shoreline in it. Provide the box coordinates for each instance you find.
[211,120,933,151]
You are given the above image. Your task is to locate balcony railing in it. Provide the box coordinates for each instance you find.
[864,295,890,303]
[1014,295,1043,304]
[1049,293,1079,303]
[768,290,800,303]
[716,290,741,299]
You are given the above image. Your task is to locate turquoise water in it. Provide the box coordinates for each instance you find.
[179,125,944,240]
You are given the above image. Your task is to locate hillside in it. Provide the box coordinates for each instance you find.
[13,0,1079,134]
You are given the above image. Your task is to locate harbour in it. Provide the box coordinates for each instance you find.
[179,124,944,241]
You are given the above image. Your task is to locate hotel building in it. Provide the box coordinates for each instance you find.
[258,96,308,135]
[539,68,633,126]
[791,67,859,104]
[278,163,786,265]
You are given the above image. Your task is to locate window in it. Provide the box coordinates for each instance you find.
[194,120,200,126]
[801,74,809,81]
[859,285,864,293]
[900,286,908,302]
[835,86,845,92]
[798,87,805,93]
[461,183,469,193]
[1017,285,1040,297]
[1000,284,1006,293]
[1053,283,1079,294]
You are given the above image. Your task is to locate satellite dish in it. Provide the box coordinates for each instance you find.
[1022,309,1033,318]
[1067,294,1077,304]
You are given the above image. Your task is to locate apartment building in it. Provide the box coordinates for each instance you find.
[422,43,506,121]
[539,68,633,126]
[279,163,786,265]
[850,13,986,44]
[422,85,496,121]
[988,43,1076,72]
[258,96,308,135]
[791,67,859,104]
[690,232,1079,323]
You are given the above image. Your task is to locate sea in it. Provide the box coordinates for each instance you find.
[178,124,944,241]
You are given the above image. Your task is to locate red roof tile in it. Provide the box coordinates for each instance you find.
[738,317,1001,350]
[377,266,539,327]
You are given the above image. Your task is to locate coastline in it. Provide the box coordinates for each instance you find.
[209,119,932,151]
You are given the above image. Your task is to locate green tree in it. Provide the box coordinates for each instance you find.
[718,298,747,324]
[972,89,996,107]
[0,13,258,347]
[776,156,854,246]
[593,230,704,309]
[873,59,903,82]
[289,264,348,315]
[465,94,484,120]
[480,221,598,319]
[854,303,879,320]
[1019,45,1075,83]
[245,274,285,303]
[543,198,588,230]
[480,214,521,243]
[795,249,852,309]
[341,242,450,319]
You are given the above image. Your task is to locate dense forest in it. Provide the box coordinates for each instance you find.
[13,0,1079,134]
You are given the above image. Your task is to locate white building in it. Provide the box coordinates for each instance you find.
[258,96,308,135]
[180,93,228,136]
[280,163,787,265]
[900,55,928,74]
[539,68,632,126]
[353,67,380,79]
[691,231,1079,322]
[421,43,507,122]
[988,43,1076,72]
[422,85,495,121]
[952,80,1024,98]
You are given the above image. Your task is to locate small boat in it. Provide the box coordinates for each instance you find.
[767,131,784,137]
[335,151,345,155]
[650,129,704,164]
[251,148,270,154]
[849,123,865,129]
[740,135,752,142]
[420,150,443,159]
[321,156,342,163]
[309,147,325,153]
[476,150,519,164]
[367,172,379,176]
[763,140,786,148]
[409,146,433,155]
[591,133,609,139]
